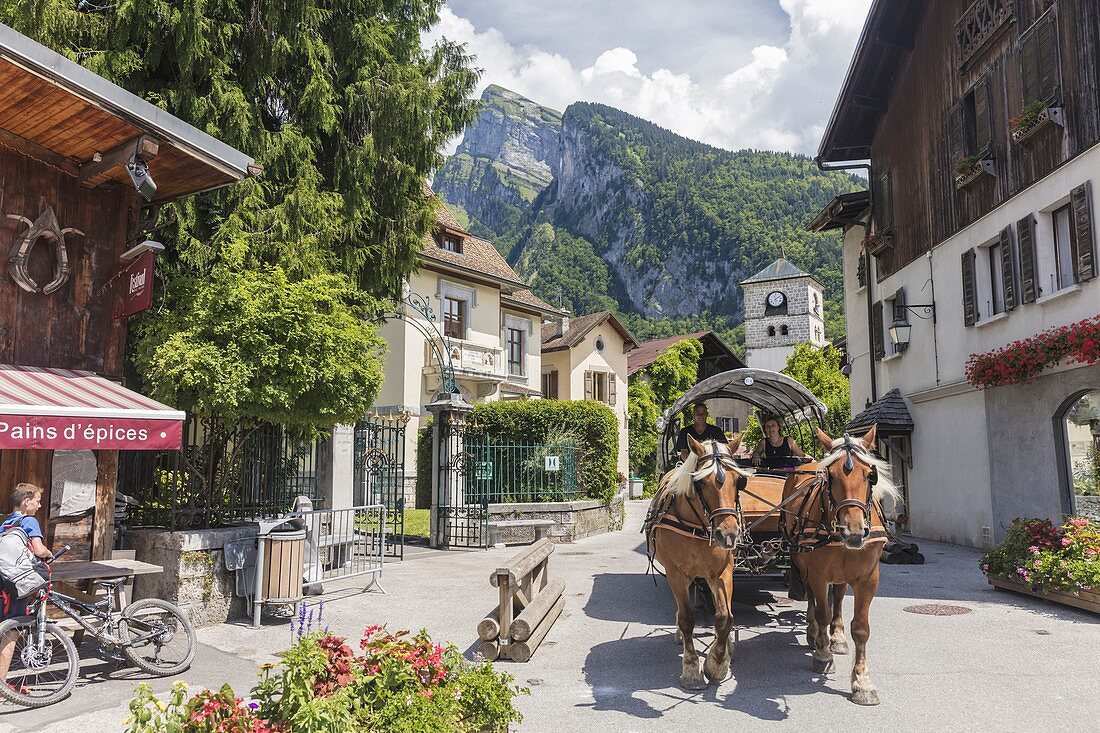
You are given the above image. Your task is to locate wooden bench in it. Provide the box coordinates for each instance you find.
[487,519,555,546]
[47,556,163,638]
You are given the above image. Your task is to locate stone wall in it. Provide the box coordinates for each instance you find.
[488,491,625,544]
[125,526,256,628]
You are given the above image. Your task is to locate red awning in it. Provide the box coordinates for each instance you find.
[0,365,183,450]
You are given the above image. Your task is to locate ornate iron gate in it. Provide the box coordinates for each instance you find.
[354,414,407,558]
[435,417,580,549]
[436,416,489,548]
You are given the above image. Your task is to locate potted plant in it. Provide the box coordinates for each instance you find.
[954,153,987,188]
[861,231,892,256]
[979,517,1100,614]
[1011,99,1056,144]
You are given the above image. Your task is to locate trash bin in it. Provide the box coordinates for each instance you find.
[251,518,306,626]
[629,477,644,499]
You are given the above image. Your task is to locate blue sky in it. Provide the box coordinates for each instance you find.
[426,0,874,154]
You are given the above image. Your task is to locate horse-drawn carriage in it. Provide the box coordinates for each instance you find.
[646,367,898,704]
[655,368,827,578]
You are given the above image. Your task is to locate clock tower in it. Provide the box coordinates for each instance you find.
[740,257,827,372]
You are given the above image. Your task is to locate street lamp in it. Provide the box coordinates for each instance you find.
[889,303,936,349]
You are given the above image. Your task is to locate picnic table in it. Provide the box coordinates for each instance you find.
[51,558,163,608]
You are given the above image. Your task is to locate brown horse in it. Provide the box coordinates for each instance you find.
[782,424,898,705]
[644,434,748,689]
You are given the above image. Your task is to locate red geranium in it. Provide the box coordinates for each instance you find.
[966,315,1100,389]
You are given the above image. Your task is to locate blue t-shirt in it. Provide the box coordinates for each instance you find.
[1,513,43,540]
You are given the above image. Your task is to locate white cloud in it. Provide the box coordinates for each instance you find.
[424,1,872,154]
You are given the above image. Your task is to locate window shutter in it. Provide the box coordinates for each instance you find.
[609,376,617,406]
[1021,28,1039,103]
[948,102,964,163]
[1072,181,1096,282]
[999,226,1018,310]
[974,77,992,152]
[1017,215,1038,303]
[1036,15,1059,102]
[584,370,593,400]
[873,171,893,232]
[961,248,978,326]
[871,300,885,360]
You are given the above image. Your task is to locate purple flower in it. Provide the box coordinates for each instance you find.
[248,702,259,711]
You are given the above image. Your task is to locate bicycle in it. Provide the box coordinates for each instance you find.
[0,546,195,708]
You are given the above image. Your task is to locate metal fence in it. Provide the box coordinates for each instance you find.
[465,436,578,504]
[292,504,386,593]
[117,417,325,530]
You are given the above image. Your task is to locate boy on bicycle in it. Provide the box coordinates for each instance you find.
[0,483,55,687]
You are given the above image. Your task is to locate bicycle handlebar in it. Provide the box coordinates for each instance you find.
[50,545,71,563]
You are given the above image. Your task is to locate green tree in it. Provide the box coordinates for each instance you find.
[742,344,852,450]
[1,1,479,429]
[627,339,703,487]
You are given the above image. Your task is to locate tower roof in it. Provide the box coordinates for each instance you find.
[740,257,822,288]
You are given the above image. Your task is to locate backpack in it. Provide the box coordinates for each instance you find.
[0,516,49,599]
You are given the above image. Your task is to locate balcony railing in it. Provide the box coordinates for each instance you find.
[424,337,505,380]
[956,0,1013,66]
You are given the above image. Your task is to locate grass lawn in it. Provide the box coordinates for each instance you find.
[403,508,430,540]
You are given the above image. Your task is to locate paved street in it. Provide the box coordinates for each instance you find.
[3,500,1099,732]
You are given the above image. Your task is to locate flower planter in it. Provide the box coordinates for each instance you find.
[989,576,1100,615]
[955,158,995,189]
[1011,107,1064,145]
[864,232,892,257]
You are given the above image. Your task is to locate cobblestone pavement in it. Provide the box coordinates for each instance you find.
[4,500,1099,732]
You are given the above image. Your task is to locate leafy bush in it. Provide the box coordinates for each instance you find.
[416,420,433,510]
[980,517,1100,592]
[470,400,619,502]
[628,338,703,486]
[124,626,526,733]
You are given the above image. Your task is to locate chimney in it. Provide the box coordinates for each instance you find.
[554,313,570,339]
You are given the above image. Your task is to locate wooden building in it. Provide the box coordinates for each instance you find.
[813,0,1100,545]
[0,24,253,560]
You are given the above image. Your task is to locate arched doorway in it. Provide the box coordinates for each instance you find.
[1058,389,1100,520]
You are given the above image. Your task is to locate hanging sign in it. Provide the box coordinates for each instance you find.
[117,250,155,318]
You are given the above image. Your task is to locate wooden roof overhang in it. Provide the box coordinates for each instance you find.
[807,190,871,232]
[0,23,255,202]
[816,0,927,164]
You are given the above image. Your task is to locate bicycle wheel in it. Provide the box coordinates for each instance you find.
[119,598,195,676]
[0,617,78,708]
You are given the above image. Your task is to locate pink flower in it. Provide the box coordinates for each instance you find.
[1061,538,1072,547]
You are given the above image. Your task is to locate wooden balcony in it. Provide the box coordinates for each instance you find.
[955,0,1013,66]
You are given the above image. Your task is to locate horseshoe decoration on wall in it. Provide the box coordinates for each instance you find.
[6,205,83,294]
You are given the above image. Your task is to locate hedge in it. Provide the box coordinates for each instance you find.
[415,419,433,509]
[470,400,619,503]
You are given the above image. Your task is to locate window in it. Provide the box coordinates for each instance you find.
[717,417,740,435]
[987,240,1005,315]
[443,296,466,339]
[506,327,525,376]
[1020,11,1060,106]
[541,370,559,400]
[780,324,789,336]
[812,292,820,315]
[585,370,616,405]
[962,77,993,156]
[1060,390,1100,519]
[1053,204,1076,290]
[439,232,462,253]
[814,326,822,342]
[767,325,776,337]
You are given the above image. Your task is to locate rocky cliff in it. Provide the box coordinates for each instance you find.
[434,88,861,340]
[432,85,561,238]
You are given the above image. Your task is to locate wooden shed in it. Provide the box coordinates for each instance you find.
[0,23,254,560]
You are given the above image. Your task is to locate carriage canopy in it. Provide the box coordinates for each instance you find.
[657,368,827,472]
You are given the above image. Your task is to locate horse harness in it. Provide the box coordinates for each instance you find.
[785,435,887,553]
[649,442,747,547]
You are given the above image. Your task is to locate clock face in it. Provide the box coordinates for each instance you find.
[767,291,786,308]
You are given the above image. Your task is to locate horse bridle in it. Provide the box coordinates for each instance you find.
[688,442,747,542]
[821,434,879,536]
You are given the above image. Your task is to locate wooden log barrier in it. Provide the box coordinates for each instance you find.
[511,579,565,641]
[477,605,501,641]
[477,639,501,661]
[508,594,565,663]
[475,538,564,662]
